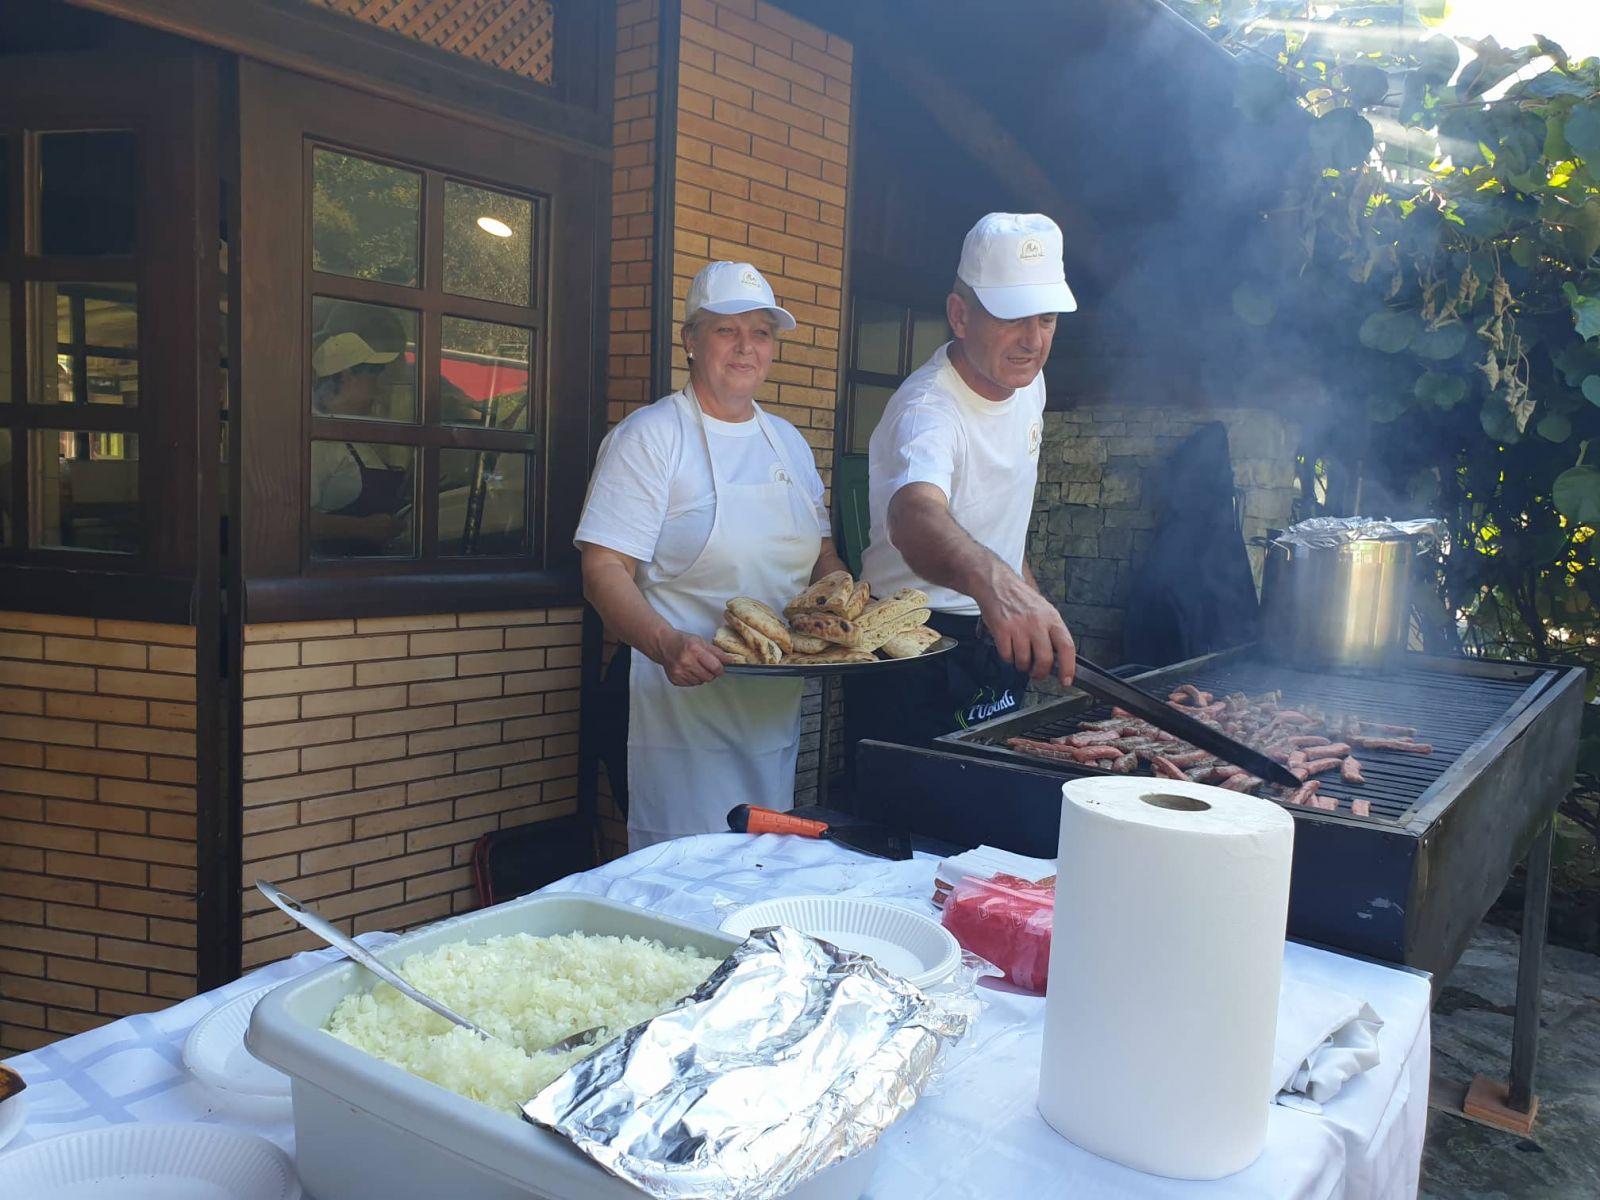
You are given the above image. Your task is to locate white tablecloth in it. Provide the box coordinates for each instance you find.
[2,832,1430,1199]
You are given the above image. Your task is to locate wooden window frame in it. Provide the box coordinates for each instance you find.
[842,291,948,455]
[0,50,212,622]
[238,61,607,622]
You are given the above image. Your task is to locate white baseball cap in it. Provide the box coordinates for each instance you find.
[684,261,797,331]
[956,212,1077,319]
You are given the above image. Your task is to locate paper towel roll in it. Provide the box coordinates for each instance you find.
[1037,777,1294,1180]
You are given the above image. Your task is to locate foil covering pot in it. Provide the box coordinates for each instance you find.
[524,924,969,1200]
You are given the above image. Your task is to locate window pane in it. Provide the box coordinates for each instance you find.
[0,430,11,546]
[38,131,138,256]
[909,311,950,368]
[441,317,532,431]
[0,138,9,254]
[39,283,140,406]
[438,448,527,556]
[443,181,532,307]
[853,297,903,375]
[311,297,418,423]
[309,440,415,560]
[311,149,421,287]
[31,429,140,554]
[849,383,895,455]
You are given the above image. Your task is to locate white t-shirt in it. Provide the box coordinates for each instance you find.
[574,394,829,587]
[861,344,1045,615]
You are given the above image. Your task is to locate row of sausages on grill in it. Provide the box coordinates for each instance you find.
[1003,684,1434,817]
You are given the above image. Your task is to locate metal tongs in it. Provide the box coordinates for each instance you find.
[255,880,602,1057]
[974,622,1299,788]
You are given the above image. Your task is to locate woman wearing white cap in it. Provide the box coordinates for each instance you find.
[576,261,845,851]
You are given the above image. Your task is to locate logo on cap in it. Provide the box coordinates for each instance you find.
[1018,236,1045,263]
[740,268,761,288]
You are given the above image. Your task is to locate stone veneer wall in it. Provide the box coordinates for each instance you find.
[1029,406,1299,667]
[239,609,581,967]
[0,614,199,1053]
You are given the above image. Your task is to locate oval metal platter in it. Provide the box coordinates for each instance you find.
[722,635,958,677]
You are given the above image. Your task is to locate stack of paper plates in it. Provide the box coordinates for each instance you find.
[0,1123,300,1199]
[183,986,292,1113]
[722,895,960,990]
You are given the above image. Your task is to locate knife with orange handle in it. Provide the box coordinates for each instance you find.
[727,804,913,860]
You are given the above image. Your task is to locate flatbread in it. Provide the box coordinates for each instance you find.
[860,608,931,653]
[712,626,754,664]
[788,629,831,654]
[725,596,791,653]
[785,647,877,665]
[724,612,784,665]
[879,625,942,659]
[789,611,867,649]
[858,588,930,631]
[842,580,871,620]
[785,570,856,618]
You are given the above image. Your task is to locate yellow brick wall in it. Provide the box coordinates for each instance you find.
[673,0,851,491]
[609,0,661,426]
[0,612,198,1054]
[239,608,581,967]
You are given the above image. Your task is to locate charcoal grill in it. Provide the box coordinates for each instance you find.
[846,646,1584,1123]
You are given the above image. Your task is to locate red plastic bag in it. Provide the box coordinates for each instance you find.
[940,873,1055,994]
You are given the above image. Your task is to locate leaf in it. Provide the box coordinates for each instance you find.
[1344,64,1391,107]
[1416,35,1461,84]
[1535,35,1569,69]
[1451,193,1514,237]
[1565,282,1600,341]
[1231,281,1277,326]
[1566,200,1600,263]
[1368,392,1408,423]
[1554,464,1600,525]
[1518,72,1592,101]
[1567,102,1600,163]
[1360,309,1421,353]
[1585,375,1600,406]
[1481,395,1524,443]
[1415,370,1467,408]
[1509,237,1539,268]
[1412,321,1469,360]
[1310,108,1375,169]
[1538,412,1573,442]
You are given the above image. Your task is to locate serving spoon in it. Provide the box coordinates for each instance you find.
[255,880,600,1056]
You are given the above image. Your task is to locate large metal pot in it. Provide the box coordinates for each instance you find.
[1260,519,1438,670]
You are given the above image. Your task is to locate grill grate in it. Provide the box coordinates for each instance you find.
[947,657,1542,824]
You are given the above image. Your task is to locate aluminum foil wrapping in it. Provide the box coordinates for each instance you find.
[523,925,969,1200]
[1272,515,1444,550]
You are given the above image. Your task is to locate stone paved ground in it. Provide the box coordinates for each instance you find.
[1422,922,1600,1199]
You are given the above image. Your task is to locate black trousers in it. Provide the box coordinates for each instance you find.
[843,611,1028,754]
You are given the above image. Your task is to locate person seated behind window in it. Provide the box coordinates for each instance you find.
[308,302,413,557]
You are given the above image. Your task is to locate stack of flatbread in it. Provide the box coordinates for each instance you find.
[711,570,940,666]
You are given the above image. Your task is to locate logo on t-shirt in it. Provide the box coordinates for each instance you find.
[1028,420,1042,458]
[771,464,792,485]
[1018,236,1045,263]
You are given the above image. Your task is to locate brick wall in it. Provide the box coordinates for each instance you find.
[239,609,581,967]
[609,0,660,425]
[1028,406,1299,666]
[672,0,850,493]
[0,613,198,1053]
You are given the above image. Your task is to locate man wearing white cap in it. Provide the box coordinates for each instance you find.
[577,261,846,850]
[850,213,1078,748]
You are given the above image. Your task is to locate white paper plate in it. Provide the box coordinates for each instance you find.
[0,1092,26,1153]
[0,1122,300,1199]
[183,987,291,1104]
[722,895,960,990]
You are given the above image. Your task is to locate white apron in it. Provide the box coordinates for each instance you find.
[626,387,819,852]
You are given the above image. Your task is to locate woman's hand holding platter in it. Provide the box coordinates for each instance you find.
[655,627,731,687]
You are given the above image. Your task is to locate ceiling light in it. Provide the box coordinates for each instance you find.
[477,216,514,238]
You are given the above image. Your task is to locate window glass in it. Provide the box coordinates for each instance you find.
[42,283,139,406]
[443,181,532,307]
[38,131,138,256]
[441,317,532,431]
[309,439,416,559]
[0,430,10,546]
[438,448,527,556]
[310,297,418,423]
[909,311,950,368]
[852,297,903,376]
[31,429,140,553]
[311,149,421,286]
[0,137,9,254]
[849,383,896,454]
